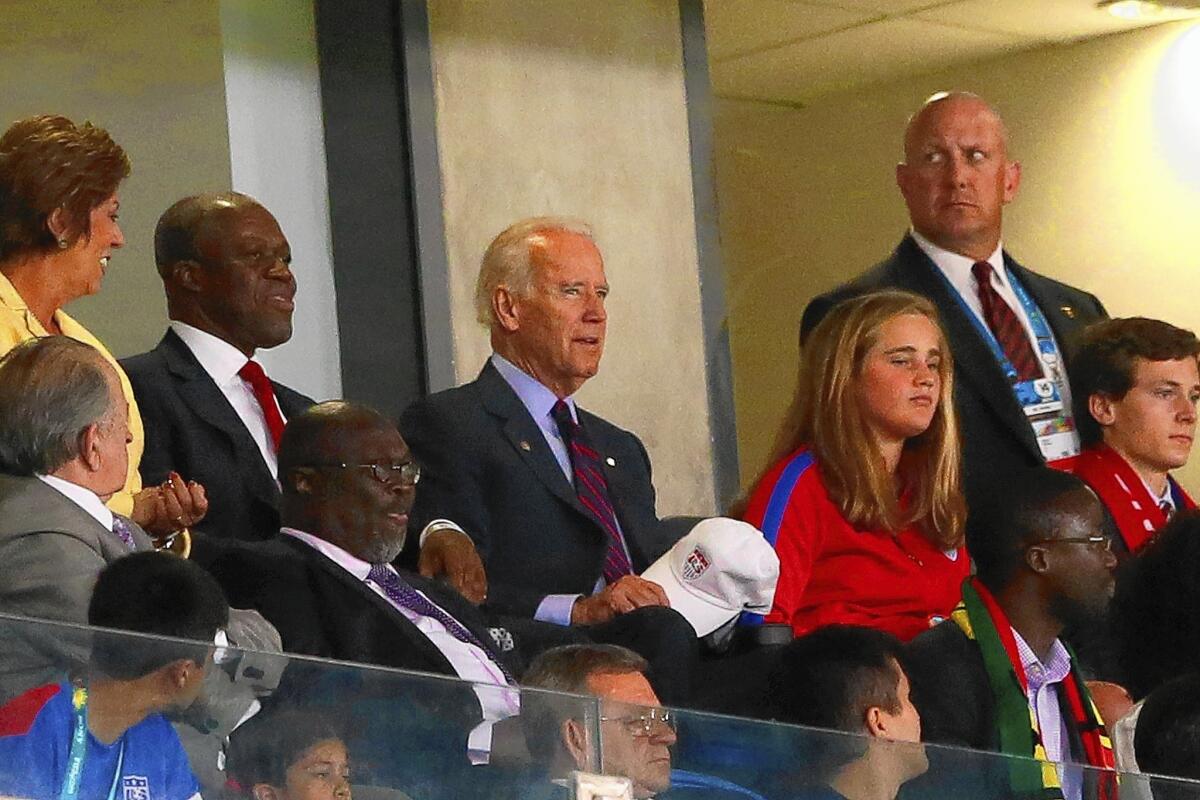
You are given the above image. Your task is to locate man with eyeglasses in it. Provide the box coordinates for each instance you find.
[522,644,677,799]
[905,467,1118,800]
[123,193,484,603]
[206,400,575,779]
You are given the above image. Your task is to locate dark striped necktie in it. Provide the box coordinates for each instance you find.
[551,400,633,584]
[972,261,1041,382]
[367,564,514,684]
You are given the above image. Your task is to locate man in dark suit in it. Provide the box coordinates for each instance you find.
[121,192,312,548]
[801,93,1107,512]
[0,337,154,702]
[122,194,484,600]
[207,400,558,787]
[400,218,696,701]
[905,468,1117,800]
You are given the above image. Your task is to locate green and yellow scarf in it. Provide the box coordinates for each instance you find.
[950,577,1116,799]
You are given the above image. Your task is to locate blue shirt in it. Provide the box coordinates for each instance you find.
[0,683,201,800]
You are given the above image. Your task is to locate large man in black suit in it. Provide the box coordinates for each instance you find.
[801,93,1107,512]
[207,401,545,791]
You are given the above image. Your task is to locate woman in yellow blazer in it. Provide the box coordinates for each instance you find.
[0,115,206,539]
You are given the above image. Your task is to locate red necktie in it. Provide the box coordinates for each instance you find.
[551,400,633,584]
[972,261,1041,382]
[238,360,286,449]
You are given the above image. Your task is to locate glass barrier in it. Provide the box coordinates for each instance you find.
[2,611,1200,800]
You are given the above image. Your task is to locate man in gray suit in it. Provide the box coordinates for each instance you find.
[0,336,154,702]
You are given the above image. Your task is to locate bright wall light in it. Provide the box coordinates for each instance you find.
[1153,23,1200,189]
[1104,0,1168,19]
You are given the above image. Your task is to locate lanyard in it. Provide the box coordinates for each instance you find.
[60,686,125,800]
[936,261,1058,383]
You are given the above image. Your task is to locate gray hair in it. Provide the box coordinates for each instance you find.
[521,644,649,762]
[474,216,594,327]
[0,337,116,475]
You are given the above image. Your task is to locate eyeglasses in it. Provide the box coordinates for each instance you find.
[1027,535,1112,552]
[600,708,675,737]
[308,462,421,486]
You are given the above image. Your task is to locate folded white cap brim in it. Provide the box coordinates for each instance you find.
[641,555,739,637]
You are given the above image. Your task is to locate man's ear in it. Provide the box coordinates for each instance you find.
[78,423,104,472]
[864,705,887,738]
[1025,542,1051,575]
[170,260,206,294]
[562,718,590,770]
[1089,393,1117,428]
[1002,160,1022,204]
[493,287,521,333]
[287,467,319,496]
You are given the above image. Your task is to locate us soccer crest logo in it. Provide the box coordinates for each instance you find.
[123,776,150,800]
[681,548,710,582]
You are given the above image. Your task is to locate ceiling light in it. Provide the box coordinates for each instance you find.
[1101,0,1168,18]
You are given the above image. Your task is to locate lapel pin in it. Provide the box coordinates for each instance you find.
[605,456,616,467]
[1060,305,1076,319]
[519,440,531,452]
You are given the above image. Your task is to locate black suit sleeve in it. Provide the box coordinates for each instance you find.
[904,623,993,750]
[399,397,558,617]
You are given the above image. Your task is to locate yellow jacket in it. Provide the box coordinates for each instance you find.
[0,271,144,516]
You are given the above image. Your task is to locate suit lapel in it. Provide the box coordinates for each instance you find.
[282,538,459,675]
[477,363,592,519]
[895,238,1041,459]
[159,330,281,508]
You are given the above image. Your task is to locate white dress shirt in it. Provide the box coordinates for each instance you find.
[280,527,519,762]
[910,230,1075,419]
[170,321,284,478]
[38,474,113,532]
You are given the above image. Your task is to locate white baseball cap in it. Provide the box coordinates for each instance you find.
[641,517,779,637]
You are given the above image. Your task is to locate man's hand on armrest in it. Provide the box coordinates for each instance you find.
[569,575,669,626]
[417,520,488,605]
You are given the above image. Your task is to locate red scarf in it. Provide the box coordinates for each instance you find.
[1068,444,1195,554]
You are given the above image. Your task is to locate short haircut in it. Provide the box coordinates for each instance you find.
[967,467,1095,592]
[0,114,130,262]
[225,707,343,789]
[277,400,391,494]
[766,626,907,776]
[1111,510,1200,700]
[1071,317,1200,446]
[87,552,229,680]
[474,216,594,327]
[767,625,906,731]
[1135,673,1200,795]
[0,336,115,475]
[521,644,649,762]
[153,191,258,275]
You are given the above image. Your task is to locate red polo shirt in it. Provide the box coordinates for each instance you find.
[742,448,968,641]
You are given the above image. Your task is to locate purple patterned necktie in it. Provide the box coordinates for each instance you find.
[551,400,633,584]
[366,564,514,684]
[110,515,137,551]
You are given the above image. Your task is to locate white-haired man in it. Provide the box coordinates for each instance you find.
[400,217,696,703]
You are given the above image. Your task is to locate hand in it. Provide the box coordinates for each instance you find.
[419,527,488,605]
[570,575,670,625]
[131,472,208,537]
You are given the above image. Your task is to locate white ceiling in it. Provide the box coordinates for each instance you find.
[705,0,1199,106]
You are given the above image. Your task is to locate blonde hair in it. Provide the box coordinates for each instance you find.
[474,216,594,327]
[761,290,965,549]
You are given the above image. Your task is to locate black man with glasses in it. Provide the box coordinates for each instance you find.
[205,401,586,788]
[905,467,1118,800]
